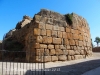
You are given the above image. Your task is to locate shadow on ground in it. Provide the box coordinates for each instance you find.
[25,59,100,75]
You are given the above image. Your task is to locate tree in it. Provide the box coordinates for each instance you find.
[94,37,100,47]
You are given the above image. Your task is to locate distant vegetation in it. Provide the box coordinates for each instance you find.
[94,37,100,47]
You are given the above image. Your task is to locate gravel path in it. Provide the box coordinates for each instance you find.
[0,52,100,75]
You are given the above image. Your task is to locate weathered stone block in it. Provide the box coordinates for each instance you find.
[51,56,58,61]
[44,56,51,62]
[75,50,80,55]
[60,45,66,49]
[71,56,75,60]
[63,50,68,55]
[34,28,40,35]
[67,55,71,61]
[73,34,79,40]
[66,28,71,32]
[40,29,46,35]
[34,15,41,22]
[68,50,75,55]
[55,49,63,55]
[79,41,83,46]
[75,40,79,45]
[53,38,61,44]
[58,55,67,61]
[46,30,51,36]
[55,45,59,49]
[69,39,75,45]
[50,49,55,55]
[60,27,65,32]
[42,36,48,43]
[52,31,57,37]
[62,32,67,38]
[44,49,49,56]
[46,24,52,30]
[36,49,44,56]
[58,31,62,38]
[80,50,85,55]
[53,26,59,31]
[79,35,83,41]
[71,29,75,33]
[47,37,52,43]
[67,45,70,49]
[40,44,47,48]
[74,55,83,60]
[64,39,69,45]
[36,22,45,29]
[36,36,43,43]
[67,33,72,39]
[48,45,54,49]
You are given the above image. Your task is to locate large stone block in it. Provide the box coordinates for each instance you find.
[34,28,40,35]
[63,50,68,55]
[51,56,58,61]
[47,37,52,44]
[73,34,79,40]
[40,44,47,49]
[44,49,49,56]
[50,49,55,55]
[68,50,75,55]
[60,45,66,49]
[55,45,60,49]
[48,45,54,49]
[79,41,83,46]
[60,27,65,32]
[36,49,44,56]
[55,49,63,55]
[79,35,83,41]
[53,38,61,44]
[36,22,45,29]
[66,28,71,33]
[40,29,46,35]
[46,30,51,36]
[67,55,72,61]
[52,31,57,37]
[42,36,48,43]
[64,39,69,45]
[53,26,59,31]
[67,45,71,50]
[67,33,72,39]
[36,36,43,43]
[62,32,67,38]
[46,24,52,30]
[69,39,75,45]
[44,56,51,62]
[58,55,67,61]
[58,31,62,38]
[74,55,83,60]
[75,50,80,55]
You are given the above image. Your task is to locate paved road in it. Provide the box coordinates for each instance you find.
[0,52,100,75]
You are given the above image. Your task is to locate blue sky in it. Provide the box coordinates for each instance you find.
[0,0,100,46]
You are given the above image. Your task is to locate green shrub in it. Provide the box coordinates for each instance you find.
[65,13,73,25]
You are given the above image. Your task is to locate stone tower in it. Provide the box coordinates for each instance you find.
[3,9,92,62]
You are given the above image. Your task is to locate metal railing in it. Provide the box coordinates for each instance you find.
[0,50,45,75]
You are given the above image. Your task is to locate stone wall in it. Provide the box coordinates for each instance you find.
[4,9,92,62]
[25,9,92,62]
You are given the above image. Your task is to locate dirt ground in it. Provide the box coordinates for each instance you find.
[0,52,100,75]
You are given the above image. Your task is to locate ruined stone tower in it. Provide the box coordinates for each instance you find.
[3,9,92,62]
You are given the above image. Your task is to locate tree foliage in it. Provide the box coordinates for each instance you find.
[94,37,100,47]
